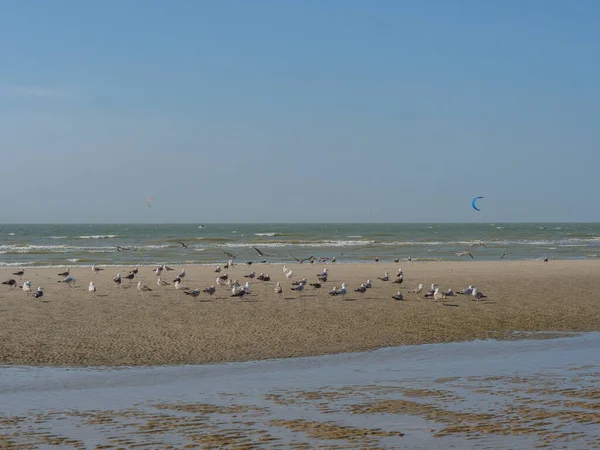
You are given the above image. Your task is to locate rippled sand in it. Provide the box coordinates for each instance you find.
[0,260,599,366]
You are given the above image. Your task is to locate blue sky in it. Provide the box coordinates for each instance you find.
[0,1,598,223]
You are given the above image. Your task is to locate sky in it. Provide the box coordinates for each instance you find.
[0,0,598,223]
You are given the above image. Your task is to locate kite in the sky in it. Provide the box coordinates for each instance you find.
[472,196,484,211]
[147,197,156,208]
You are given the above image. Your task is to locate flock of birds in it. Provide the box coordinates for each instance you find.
[2,261,489,305]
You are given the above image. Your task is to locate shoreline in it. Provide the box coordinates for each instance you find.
[1,260,599,367]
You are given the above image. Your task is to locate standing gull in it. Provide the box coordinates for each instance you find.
[57,268,70,277]
[113,273,122,287]
[137,281,152,292]
[12,269,25,279]
[274,282,282,294]
[354,284,367,294]
[22,281,32,295]
[92,265,104,275]
[32,287,44,299]
[203,286,216,296]
[88,282,96,293]
[58,276,77,287]
[409,283,424,296]
[377,272,389,282]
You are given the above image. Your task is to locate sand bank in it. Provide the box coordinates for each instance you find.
[0,260,599,366]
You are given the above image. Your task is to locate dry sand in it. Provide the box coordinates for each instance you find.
[0,260,599,366]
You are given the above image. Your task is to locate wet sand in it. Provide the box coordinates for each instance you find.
[1,333,599,448]
[0,260,599,366]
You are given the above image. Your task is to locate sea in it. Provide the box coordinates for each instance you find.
[1,223,600,268]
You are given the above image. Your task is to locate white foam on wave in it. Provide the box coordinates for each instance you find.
[217,240,376,249]
[254,232,277,237]
[77,235,120,239]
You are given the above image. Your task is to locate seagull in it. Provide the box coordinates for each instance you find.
[154,266,163,276]
[124,272,135,283]
[392,291,404,301]
[178,268,186,279]
[176,241,188,248]
[12,269,25,279]
[309,281,322,288]
[282,265,289,274]
[458,285,474,295]
[365,279,373,288]
[215,265,221,273]
[224,251,237,259]
[337,283,348,296]
[500,252,511,260]
[354,284,367,294]
[88,282,96,293]
[57,268,70,277]
[328,286,339,296]
[113,273,122,286]
[202,286,216,296]
[174,280,188,290]
[393,257,400,263]
[184,289,201,297]
[130,267,139,275]
[377,272,389,282]
[58,276,77,287]
[393,274,404,284]
[472,287,487,301]
[22,281,32,294]
[456,251,474,259]
[252,245,267,257]
[292,277,307,286]
[374,257,379,263]
[157,277,170,288]
[217,273,228,282]
[137,281,152,292]
[244,271,256,279]
[216,276,227,286]
[433,288,446,301]
[291,282,305,292]
[409,283,424,296]
[274,282,282,294]
[2,279,17,289]
[162,265,175,271]
[285,269,293,280]
[231,288,246,298]
[396,268,403,277]
[92,265,104,275]
[543,257,549,262]
[290,253,314,264]
[243,281,251,293]
[424,283,438,298]
[445,288,455,296]
[317,272,328,282]
[116,246,131,251]
[263,274,271,282]
[32,287,44,299]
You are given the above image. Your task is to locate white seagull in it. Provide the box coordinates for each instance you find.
[88,282,96,293]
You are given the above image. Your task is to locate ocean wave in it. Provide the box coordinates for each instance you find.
[217,240,376,248]
[76,235,120,239]
[255,232,278,237]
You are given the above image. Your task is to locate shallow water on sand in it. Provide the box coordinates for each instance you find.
[1,332,599,449]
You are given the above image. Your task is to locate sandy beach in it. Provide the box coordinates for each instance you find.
[0,260,599,366]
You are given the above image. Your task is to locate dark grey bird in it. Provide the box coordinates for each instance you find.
[309,281,322,288]
[354,284,367,293]
[129,267,139,275]
[252,245,267,257]
[244,272,256,279]
[184,289,201,297]
[203,286,216,296]
[392,291,404,301]
[231,289,246,298]
[393,275,404,284]
[263,274,271,282]
[163,265,175,271]
[500,252,511,260]
[456,251,474,259]
[393,257,399,263]
[2,279,17,289]
[377,272,389,282]
[224,251,237,259]
[176,241,188,248]
[12,269,25,278]
[113,272,122,286]
[32,287,44,299]
[124,272,135,283]
[374,257,379,263]
[57,268,70,277]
